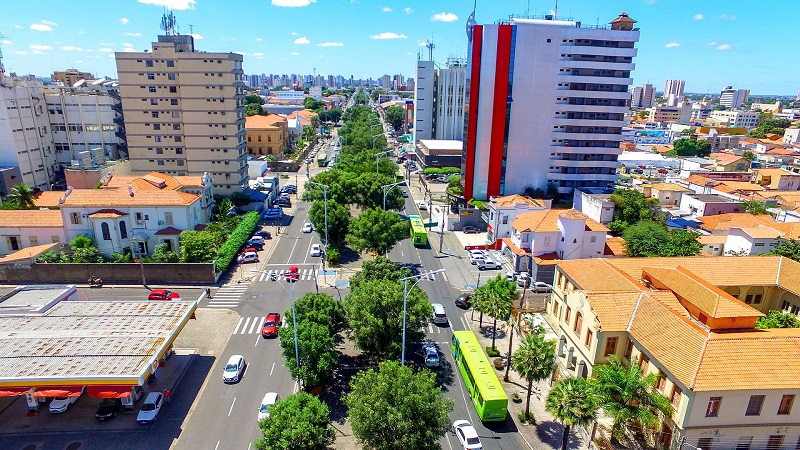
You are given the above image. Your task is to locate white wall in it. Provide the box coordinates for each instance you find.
[413,61,435,142]
[0,227,65,256]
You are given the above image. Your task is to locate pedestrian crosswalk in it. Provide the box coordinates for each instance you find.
[206,285,248,308]
[256,268,318,282]
[233,316,266,335]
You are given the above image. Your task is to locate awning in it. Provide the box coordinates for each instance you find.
[0,387,31,397]
[88,385,134,399]
[32,386,84,398]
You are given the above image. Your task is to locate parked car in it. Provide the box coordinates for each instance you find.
[532,282,553,293]
[658,168,668,174]
[261,313,281,338]
[258,392,279,422]
[95,398,123,421]
[310,244,323,257]
[455,293,471,309]
[462,226,480,234]
[148,289,181,301]
[136,392,164,424]
[432,303,448,325]
[49,387,85,413]
[237,251,259,264]
[517,273,530,288]
[275,198,291,208]
[423,344,440,368]
[222,354,246,383]
[256,230,272,239]
[469,253,487,265]
[248,236,265,250]
[478,259,500,270]
[453,420,483,450]
[285,266,299,282]
[505,271,516,282]
[302,222,313,233]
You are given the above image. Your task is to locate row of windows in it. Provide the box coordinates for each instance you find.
[148,159,185,166]
[707,394,796,418]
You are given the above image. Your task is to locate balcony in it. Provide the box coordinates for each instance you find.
[556,104,629,114]
[550,159,620,169]
[565,90,631,100]
[559,75,633,86]
[553,118,626,128]
[558,45,637,58]
[552,131,624,142]
[560,60,635,71]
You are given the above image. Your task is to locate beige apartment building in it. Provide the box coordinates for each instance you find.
[115,35,247,196]
[51,69,94,87]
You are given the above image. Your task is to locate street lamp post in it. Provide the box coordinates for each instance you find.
[382,181,406,210]
[371,133,383,150]
[504,254,532,382]
[251,269,299,370]
[375,149,392,173]
[307,181,329,271]
[400,269,445,365]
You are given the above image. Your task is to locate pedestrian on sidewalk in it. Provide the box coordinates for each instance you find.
[206,287,212,299]
[163,389,171,404]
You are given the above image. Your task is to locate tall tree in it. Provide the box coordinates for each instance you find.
[740,200,769,215]
[349,256,412,289]
[545,377,600,450]
[384,105,406,131]
[6,183,36,209]
[279,319,338,389]
[254,392,335,450]
[179,230,220,263]
[512,327,557,419]
[345,361,453,450]
[346,208,408,255]
[308,200,350,246]
[343,279,431,359]
[756,310,800,329]
[623,222,701,257]
[608,188,663,234]
[286,292,348,334]
[472,274,517,350]
[592,356,673,441]
[770,239,800,262]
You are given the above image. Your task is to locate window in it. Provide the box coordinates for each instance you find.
[706,397,721,417]
[145,60,153,67]
[624,339,633,359]
[670,386,682,408]
[119,221,128,239]
[152,112,159,118]
[767,435,785,450]
[168,73,176,80]
[745,395,765,416]
[135,212,144,225]
[736,437,752,450]
[171,99,178,105]
[573,312,583,334]
[150,99,158,106]
[590,236,597,242]
[584,330,592,347]
[604,337,617,356]
[565,306,571,325]
[164,212,174,226]
[779,395,795,415]
[173,124,181,130]
[101,222,111,241]
[147,73,155,80]
[70,212,82,225]
[639,354,649,373]
[169,86,177,93]
[29,236,39,246]
[166,60,174,67]
[153,124,161,131]
[656,371,666,392]
[698,438,713,450]
[148,86,157,93]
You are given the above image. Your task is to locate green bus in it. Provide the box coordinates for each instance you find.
[409,215,427,246]
[317,152,329,167]
[451,330,509,422]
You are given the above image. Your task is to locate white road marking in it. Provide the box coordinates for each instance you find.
[286,234,301,263]
[442,272,448,282]
[254,334,260,347]
[214,441,220,450]
[303,238,314,265]
[428,324,434,334]
[232,317,244,335]
[208,304,240,308]
[460,316,468,329]
[228,397,236,417]
[269,362,275,377]
[240,317,252,335]
[249,317,263,334]
[247,443,252,450]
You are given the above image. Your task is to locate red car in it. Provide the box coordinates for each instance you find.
[658,168,668,174]
[285,266,299,282]
[148,289,181,301]
[261,313,281,338]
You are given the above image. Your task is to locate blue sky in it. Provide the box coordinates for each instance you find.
[0,0,797,95]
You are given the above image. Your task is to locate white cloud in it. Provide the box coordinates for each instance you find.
[664,42,680,48]
[290,51,299,56]
[123,43,134,47]
[290,32,299,36]
[126,32,142,37]
[693,14,703,20]
[404,7,413,14]
[719,14,736,20]
[417,40,428,46]
[75,60,84,64]
[256,38,263,42]
[99,48,114,53]
[190,34,203,40]
[14,25,22,29]
[32,50,45,55]
[120,17,130,25]
[706,41,718,46]
[294,36,311,45]
[61,46,90,52]
[136,0,196,9]
[100,42,115,46]
[14,51,27,55]
[234,51,248,55]
[382,6,392,12]
[431,12,458,22]
[716,43,732,51]
[252,52,264,57]
[29,44,53,51]
[317,42,344,47]
[30,24,53,32]
[0,39,11,45]
[272,0,316,6]
[40,20,58,26]
[122,47,137,52]
[370,32,407,40]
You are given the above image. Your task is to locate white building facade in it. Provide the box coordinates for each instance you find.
[719,86,750,109]
[663,79,685,107]
[413,60,436,141]
[434,60,467,141]
[631,83,655,109]
[710,110,759,129]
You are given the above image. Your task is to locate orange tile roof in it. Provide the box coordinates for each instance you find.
[710,152,745,165]
[0,242,60,263]
[586,291,643,332]
[557,259,645,292]
[501,238,529,256]
[684,174,717,187]
[33,191,66,208]
[766,147,798,156]
[697,234,727,245]
[86,209,128,219]
[245,114,287,129]
[490,194,544,208]
[735,226,784,239]
[62,188,199,207]
[652,145,673,154]
[714,181,763,193]
[755,168,796,177]
[650,183,690,192]
[603,236,627,256]
[104,172,205,191]
[698,213,777,232]
[0,210,64,228]
[510,209,608,233]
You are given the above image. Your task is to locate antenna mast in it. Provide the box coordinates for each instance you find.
[0,32,6,80]
[426,40,435,62]
[554,0,558,19]
[160,10,178,36]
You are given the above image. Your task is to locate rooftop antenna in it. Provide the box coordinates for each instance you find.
[160,10,178,36]
[189,24,193,35]
[554,0,558,19]
[0,32,6,80]
[426,39,435,62]
[526,0,530,16]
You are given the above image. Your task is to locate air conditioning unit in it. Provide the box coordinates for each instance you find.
[158,221,165,226]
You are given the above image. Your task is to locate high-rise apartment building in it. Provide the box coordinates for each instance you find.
[413,59,467,142]
[115,35,247,195]
[663,79,685,107]
[413,61,435,141]
[631,83,655,108]
[719,86,750,109]
[51,69,94,87]
[463,13,639,199]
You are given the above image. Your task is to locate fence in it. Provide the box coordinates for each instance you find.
[0,262,218,285]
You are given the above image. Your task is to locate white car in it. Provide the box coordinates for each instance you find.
[469,253,487,265]
[258,392,279,422]
[417,201,427,210]
[137,392,164,424]
[532,282,553,293]
[453,420,483,449]
[49,387,85,413]
[302,222,313,233]
[222,354,246,383]
[478,259,500,271]
[310,244,322,257]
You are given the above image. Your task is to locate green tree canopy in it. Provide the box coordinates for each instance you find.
[6,183,37,209]
[69,235,94,250]
[308,200,350,246]
[319,108,342,123]
[286,292,348,334]
[384,105,405,130]
[512,327,557,418]
[769,239,800,262]
[349,256,412,289]
[179,230,221,263]
[740,200,769,215]
[667,138,712,158]
[608,188,663,234]
[303,97,326,112]
[279,319,338,389]
[742,151,757,162]
[345,361,453,450]
[245,94,265,105]
[748,112,792,138]
[622,222,701,257]
[254,391,335,450]
[343,279,431,359]
[472,274,517,350]
[756,309,800,329]
[346,208,408,255]
[545,377,600,450]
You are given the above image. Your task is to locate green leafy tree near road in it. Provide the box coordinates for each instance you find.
[245,94,264,105]
[345,361,453,450]
[622,221,701,257]
[254,391,335,450]
[608,188,663,234]
[308,200,350,246]
[742,151,757,162]
[346,208,408,255]
[279,319,338,389]
[285,292,348,334]
[545,377,599,450]
[512,327,557,420]
[384,105,405,130]
[756,310,800,329]
[349,256,412,289]
[70,235,94,250]
[748,112,792,138]
[179,230,221,263]
[770,239,800,262]
[472,274,517,351]
[343,279,431,359]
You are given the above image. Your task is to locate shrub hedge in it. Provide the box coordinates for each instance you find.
[422,167,461,176]
[214,211,259,272]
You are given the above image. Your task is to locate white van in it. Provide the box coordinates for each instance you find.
[432,303,448,325]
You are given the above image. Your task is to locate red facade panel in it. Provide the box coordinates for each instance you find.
[486,25,512,198]
[463,25,483,201]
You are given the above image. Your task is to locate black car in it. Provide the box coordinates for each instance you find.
[455,293,471,309]
[256,230,272,239]
[462,226,480,234]
[275,199,291,208]
[95,398,123,421]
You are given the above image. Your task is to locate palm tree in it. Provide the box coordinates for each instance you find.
[473,275,517,350]
[6,183,36,209]
[546,377,599,450]
[592,356,673,442]
[512,327,556,419]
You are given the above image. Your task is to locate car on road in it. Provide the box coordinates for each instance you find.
[302,222,313,233]
[49,387,85,413]
[423,344,440,368]
[222,354,246,383]
[469,253,487,265]
[505,271,516,282]
[658,168,668,174]
[237,251,259,264]
[310,244,322,257]
[532,282,553,293]
[432,303,448,325]
[417,201,427,210]
[258,392,279,422]
[453,420,483,449]
[517,273,530,288]
[148,289,181,301]
[462,226,480,234]
[478,259,500,270]
[455,293,471,309]
[261,313,281,338]
[136,392,164,424]
[401,190,408,198]
[95,398,123,421]
[285,265,299,282]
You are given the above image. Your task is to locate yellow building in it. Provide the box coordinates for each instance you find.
[51,68,94,86]
[547,256,800,449]
[709,152,749,172]
[245,114,289,157]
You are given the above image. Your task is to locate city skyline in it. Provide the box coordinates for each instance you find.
[0,0,799,95]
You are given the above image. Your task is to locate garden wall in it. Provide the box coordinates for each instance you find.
[0,262,217,285]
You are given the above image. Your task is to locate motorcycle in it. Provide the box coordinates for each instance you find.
[88,277,103,288]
